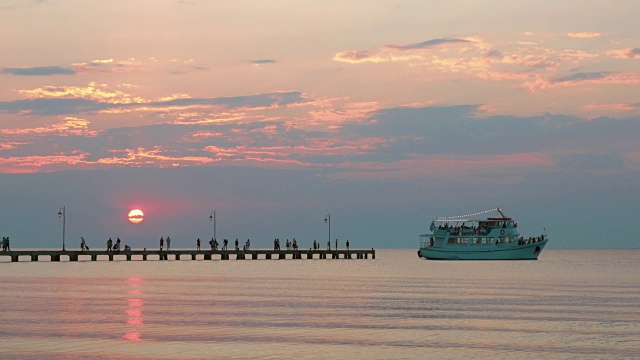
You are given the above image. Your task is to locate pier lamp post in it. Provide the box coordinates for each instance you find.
[209,211,216,242]
[58,206,66,251]
[324,214,330,248]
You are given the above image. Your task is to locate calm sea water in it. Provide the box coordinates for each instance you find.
[0,249,638,359]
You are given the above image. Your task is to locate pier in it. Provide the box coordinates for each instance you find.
[0,248,375,262]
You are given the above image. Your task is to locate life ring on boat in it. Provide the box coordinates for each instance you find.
[500,229,505,235]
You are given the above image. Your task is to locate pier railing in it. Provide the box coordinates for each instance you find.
[0,248,375,262]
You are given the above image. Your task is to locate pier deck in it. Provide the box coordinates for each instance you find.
[0,248,375,262]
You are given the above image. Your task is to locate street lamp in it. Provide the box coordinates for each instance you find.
[58,206,66,251]
[324,214,330,248]
[209,211,216,242]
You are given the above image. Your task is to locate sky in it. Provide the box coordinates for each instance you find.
[1,0,639,249]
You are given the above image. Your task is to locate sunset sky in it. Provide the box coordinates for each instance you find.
[1,0,639,249]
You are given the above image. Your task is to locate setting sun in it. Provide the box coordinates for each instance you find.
[128,209,144,224]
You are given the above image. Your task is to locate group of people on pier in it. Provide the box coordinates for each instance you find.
[1,237,10,251]
[69,235,352,252]
[273,238,299,250]
[104,237,131,252]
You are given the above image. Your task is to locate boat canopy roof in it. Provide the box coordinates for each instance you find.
[434,218,512,223]
[433,208,511,223]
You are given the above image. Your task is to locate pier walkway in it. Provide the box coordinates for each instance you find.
[0,248,375,262]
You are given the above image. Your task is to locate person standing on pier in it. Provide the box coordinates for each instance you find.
[346,239,350,251]
[197,238,201,251]
[223,239,228,250]
[235,239,239,251]
[246,239,250,250]
[80,237,89,251]
[160,237,164,250]
[167,236,171,250]
[335,238,338,250]
[327,240,330,250]
[107,238,113,251]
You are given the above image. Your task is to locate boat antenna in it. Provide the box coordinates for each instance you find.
[496,207,506,218]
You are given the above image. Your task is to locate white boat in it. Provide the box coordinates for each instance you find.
[417,208,548,260]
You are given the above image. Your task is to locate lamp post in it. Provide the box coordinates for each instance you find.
[58,206,66,251]
[209,211,216,242]
[324,214,330,248]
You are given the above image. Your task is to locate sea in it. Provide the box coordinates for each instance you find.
[0,249,638,359]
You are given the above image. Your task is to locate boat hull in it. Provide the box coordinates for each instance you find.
[418,240,548,260]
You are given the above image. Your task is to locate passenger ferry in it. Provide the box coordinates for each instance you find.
[417,208,548,260]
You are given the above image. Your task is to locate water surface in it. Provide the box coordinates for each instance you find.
[0,249,638,359]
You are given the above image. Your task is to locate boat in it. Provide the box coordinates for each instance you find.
[417,208,548,260]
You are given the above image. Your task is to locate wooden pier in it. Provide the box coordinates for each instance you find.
[0,248,375,262]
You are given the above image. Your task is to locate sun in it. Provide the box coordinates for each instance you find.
[128,209,144,224]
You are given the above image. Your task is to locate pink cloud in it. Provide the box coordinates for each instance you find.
[1,117,99,137]
[567,32,601,38]
[606,48,640,59]
[582,103,638,111]
[16,82,144,104]
[522,71,640,92]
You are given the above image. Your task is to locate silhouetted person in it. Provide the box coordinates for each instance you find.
[346,239,350,250]
[197,238,201,251]
[107,238,113,251]
[160,237,164,250]
[167,236,171,250]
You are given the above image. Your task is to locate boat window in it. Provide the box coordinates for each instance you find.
[448,237,469,244]
[472,237,491,245]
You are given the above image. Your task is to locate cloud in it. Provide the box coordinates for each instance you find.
[0,89,308,116]
[567,32,601,38]
[552,71,638,84]
[0,117,99,137]
[607,48,640,59]
[16,82,143,104]
[3,100,640,180]
[1,66,76,76]
[332,49,419,64]
[523,71,640,91]
[249,59,276,64]
[0,98,116,116]
[333,37,475,64]
[383,38,472,51]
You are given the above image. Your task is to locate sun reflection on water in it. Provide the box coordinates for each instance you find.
[123,277,144,341]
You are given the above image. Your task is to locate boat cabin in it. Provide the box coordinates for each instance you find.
[420,216,520,248]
